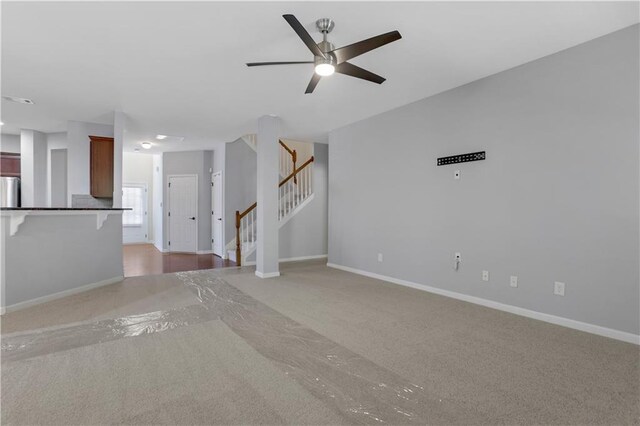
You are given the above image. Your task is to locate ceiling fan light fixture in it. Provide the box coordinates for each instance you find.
[247,14,401,93]
[314,63,335,76]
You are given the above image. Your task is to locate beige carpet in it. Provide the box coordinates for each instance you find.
[2,260,638,424]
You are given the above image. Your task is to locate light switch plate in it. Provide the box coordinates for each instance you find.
[510,276,518,287]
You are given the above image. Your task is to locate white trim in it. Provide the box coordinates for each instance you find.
[326,263,640,345]
[255,271,280,279]
[1,210,123,236]
[280,254,327,263]
[238,255,327,267]
[123,241,152,246]
[167,174,198,253]
[196,249,215,255]
[1,276,124,315]
[212,171,224,257]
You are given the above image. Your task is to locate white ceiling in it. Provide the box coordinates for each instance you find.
[1,1,638,152]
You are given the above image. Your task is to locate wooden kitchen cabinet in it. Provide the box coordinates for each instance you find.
[89,135,114,198]
[0,152,21,177]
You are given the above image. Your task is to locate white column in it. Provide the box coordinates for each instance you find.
[255,115,280,278]
[112,111,125,207]
[20,129,47,207]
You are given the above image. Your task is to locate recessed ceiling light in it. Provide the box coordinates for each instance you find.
[3,96,34,105]
[141,141,152,149]
[156,134,168,140]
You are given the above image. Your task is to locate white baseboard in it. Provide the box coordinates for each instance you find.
[239,255,327,268]
[326,263,640,345]
[280,254,328,263]
[123,240,152,246]
[196,250,215,255]
[255,271,280,279]
[1,276,125,315]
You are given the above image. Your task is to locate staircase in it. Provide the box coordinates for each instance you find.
[227,138,314,265]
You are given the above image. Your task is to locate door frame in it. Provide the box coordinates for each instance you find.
[211,171,225,258]
[167,174,198,253]
[122,182,149,244]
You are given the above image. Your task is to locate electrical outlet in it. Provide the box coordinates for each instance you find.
[378,253,383,262]
[454,170,461,180]
[510,276,518,288]
[482,270,489,281]
[554,281,565,296]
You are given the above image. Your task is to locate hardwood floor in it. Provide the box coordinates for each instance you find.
[123,244,235,277]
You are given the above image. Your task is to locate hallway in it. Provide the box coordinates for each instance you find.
[123,244,235,277]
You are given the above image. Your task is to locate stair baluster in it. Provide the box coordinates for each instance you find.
[233,153,314,266]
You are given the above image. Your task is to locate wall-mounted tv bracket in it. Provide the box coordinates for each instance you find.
[437,151,485,166]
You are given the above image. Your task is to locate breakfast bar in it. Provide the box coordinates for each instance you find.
[1,208,127,313]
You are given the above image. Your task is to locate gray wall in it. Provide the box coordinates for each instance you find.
[163,150,213,252]
[50,149,67,207]
[47,132,68,207]
[66,121,114,206]
[225,139,329,261]
[2,213,123,307]
[279,143,328,259]
[224,138,257,245]
[0,134,20,153]
[328,25,639,335]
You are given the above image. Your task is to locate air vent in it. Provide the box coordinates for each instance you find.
[3,96,34,105]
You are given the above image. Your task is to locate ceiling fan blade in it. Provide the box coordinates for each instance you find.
[247,61,314,67]
[335,62,386,84]
[283,14,326,59]
[330,30,402,63]
[305,73,321,94]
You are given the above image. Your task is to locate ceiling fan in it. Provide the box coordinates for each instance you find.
[247,14,402,94]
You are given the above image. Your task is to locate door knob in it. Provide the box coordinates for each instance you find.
[217,218,222,221]
[189,217,196,220]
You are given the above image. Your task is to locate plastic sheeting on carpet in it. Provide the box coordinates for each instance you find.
[2,271,479,424]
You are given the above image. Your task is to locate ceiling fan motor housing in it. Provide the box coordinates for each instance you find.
[316,19,336,67]
[316,40,337,68]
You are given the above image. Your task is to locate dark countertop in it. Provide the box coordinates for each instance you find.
[1,207,131,211]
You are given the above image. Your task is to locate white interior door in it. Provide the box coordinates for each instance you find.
[122,183,148,244]
[168,175,198,253]
[212,171,223,257]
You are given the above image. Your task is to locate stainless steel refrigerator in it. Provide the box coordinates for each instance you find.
[0,177,20,207]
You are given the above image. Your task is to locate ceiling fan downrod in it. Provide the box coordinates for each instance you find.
[315,18,336,73]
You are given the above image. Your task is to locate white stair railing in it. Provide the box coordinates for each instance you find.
[279,159,312,220]
[235,156,314,265]
[279,140,296,178]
